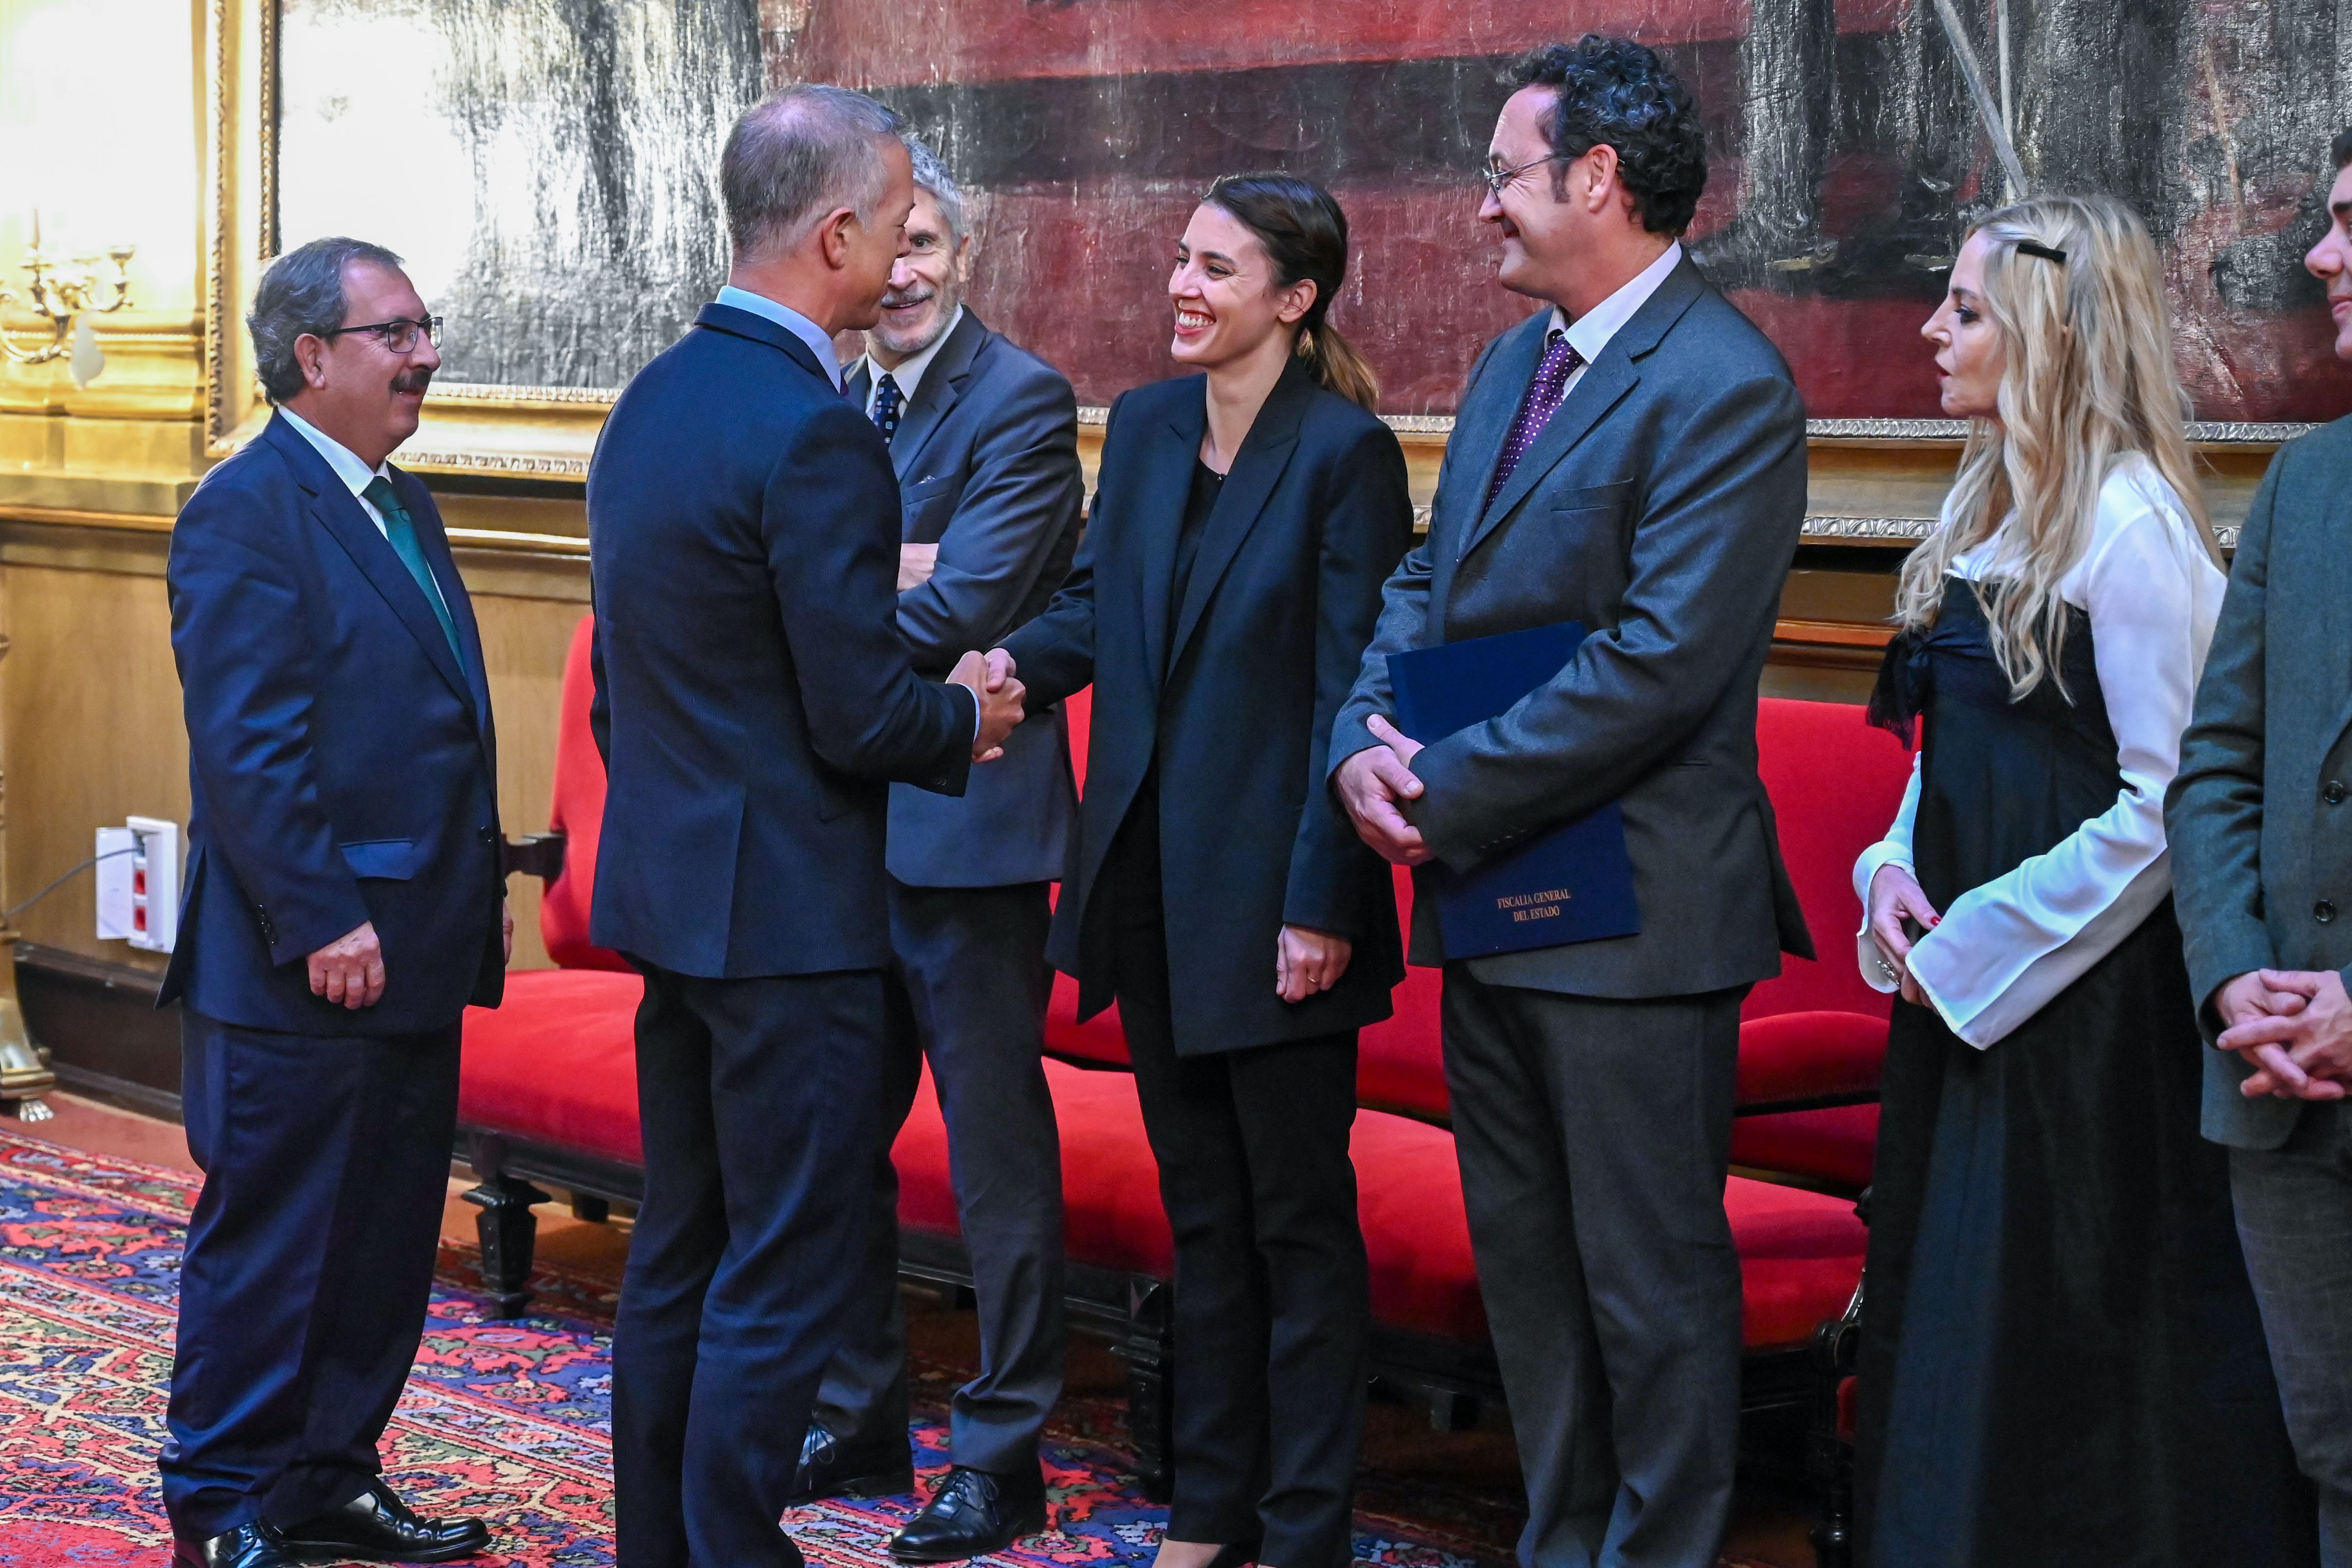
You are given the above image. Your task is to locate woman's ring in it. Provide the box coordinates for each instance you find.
[1875,958,1900,982]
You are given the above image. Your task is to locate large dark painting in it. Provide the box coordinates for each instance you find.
[278,0,2352,420]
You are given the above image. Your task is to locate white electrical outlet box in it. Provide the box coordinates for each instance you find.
[95,817,180,953]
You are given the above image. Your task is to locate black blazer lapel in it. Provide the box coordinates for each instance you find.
[1168,364,1312,670]
[1138,383,1208,683]
[263,417,477,713]
[888,310,988,478]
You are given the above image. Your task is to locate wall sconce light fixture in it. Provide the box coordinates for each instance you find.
[0,209,135,386]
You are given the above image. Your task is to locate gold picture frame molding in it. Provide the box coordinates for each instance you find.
[201,0,2310,542]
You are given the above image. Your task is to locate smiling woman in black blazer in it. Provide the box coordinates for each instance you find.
[998,174,1413,1568]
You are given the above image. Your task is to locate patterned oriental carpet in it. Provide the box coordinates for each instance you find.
[0,1126,1529,1568]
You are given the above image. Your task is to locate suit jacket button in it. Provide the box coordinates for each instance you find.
[2328,781,2346,806]
[2318,900,2337,924]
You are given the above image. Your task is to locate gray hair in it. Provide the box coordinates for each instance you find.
[905,135,967,247]
[722,85,906,261]
[248,236,403,404]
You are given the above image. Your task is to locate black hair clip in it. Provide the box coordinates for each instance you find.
[2014,239,2068,264]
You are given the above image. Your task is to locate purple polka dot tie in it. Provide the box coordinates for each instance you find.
[1487,329,1585,502]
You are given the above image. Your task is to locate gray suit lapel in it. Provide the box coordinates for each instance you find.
[1458,355,1639,562]
[887,310,987,480]
[1454,257,1708,564]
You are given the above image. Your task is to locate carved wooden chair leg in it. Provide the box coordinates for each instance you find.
[1116,1276,1176,1503]
[462,1133,549,1320]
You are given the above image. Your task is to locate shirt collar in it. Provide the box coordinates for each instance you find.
[277,404,389,500]
[715,285,843,389]
[857,303,965,415]
[1550,241,1683,366]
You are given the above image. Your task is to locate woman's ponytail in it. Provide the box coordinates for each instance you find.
[1296,322,1380,412]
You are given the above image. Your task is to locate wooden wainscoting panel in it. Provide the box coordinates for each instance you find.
[0,556,188,974]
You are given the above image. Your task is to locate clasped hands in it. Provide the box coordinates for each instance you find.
[1336,715,1432,866]
[2213,968,2352,1101]
[950,648,1026,763]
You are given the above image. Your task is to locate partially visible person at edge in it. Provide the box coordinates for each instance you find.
[989,174,1413,1568]
[1853,192,2312,1567]
[792,135,1086,1563]
[2168,126,2352,1567]
[587,85,1024,1568]
[159,237,508,1568]
[1333,38,1811,1568]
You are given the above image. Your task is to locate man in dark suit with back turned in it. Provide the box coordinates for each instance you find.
[795,136,1084,1563]
[2168,127,2352,1564]
[1333,39,1812,1568]
[160,237,504,1568]
[588,86,1027,1568]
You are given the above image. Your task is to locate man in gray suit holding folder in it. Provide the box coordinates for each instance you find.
[793,137,1086,1565]
[1334,38,1810,1568]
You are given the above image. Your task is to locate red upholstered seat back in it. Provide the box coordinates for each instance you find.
[1742,698,1915,1022]
[540,613,632,972]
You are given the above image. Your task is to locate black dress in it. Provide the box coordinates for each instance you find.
[1855,584,2314,1568]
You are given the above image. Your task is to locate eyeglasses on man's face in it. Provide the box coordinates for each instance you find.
[1479,153,1573,198]
[324,315,443,354]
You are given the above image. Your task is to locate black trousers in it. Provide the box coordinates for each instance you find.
[1106,795,1369,1568]
[161,1010,460,1541]
[814,878,1067,1473]
[612,962,888,1568]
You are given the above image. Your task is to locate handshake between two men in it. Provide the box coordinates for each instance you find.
[953,646,1027,765]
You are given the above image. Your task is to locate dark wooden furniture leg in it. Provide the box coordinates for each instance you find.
[463,1132,550,1320]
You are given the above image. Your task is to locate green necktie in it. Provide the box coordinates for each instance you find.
[362,475,466,673]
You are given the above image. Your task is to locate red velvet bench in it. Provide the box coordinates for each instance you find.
[461,615,1913,1496]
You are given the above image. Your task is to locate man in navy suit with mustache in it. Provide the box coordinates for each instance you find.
[160,238,507,1568]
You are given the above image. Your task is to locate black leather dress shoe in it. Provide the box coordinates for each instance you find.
[174,1522,299,1568]
[788,1424,914,1505]
[277,1479,491,1563]
[889,1465,1048,1563]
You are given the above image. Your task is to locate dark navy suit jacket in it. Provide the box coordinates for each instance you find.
[160,412,505,1036]
[587,302,978,978]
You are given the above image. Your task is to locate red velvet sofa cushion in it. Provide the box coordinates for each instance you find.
[460,968,645,1164]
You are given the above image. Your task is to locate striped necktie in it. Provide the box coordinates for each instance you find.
[361,475,466,672]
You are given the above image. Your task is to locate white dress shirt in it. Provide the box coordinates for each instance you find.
[277,405,459,626]
[715,285,842,390]
[278,404,394,539]
[1549,242,1683,393]
[854,305,965,420]
[1852,454,2228,1047]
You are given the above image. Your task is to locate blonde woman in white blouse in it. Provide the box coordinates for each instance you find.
[1847,194,2313,1568]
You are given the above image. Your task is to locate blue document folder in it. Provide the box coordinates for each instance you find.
[1386,622,1641,958]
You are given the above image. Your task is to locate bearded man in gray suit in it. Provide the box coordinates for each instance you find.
[790,136,1085,1565]
[2167,127,2352,1564]
[1333,37,1811,1568]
